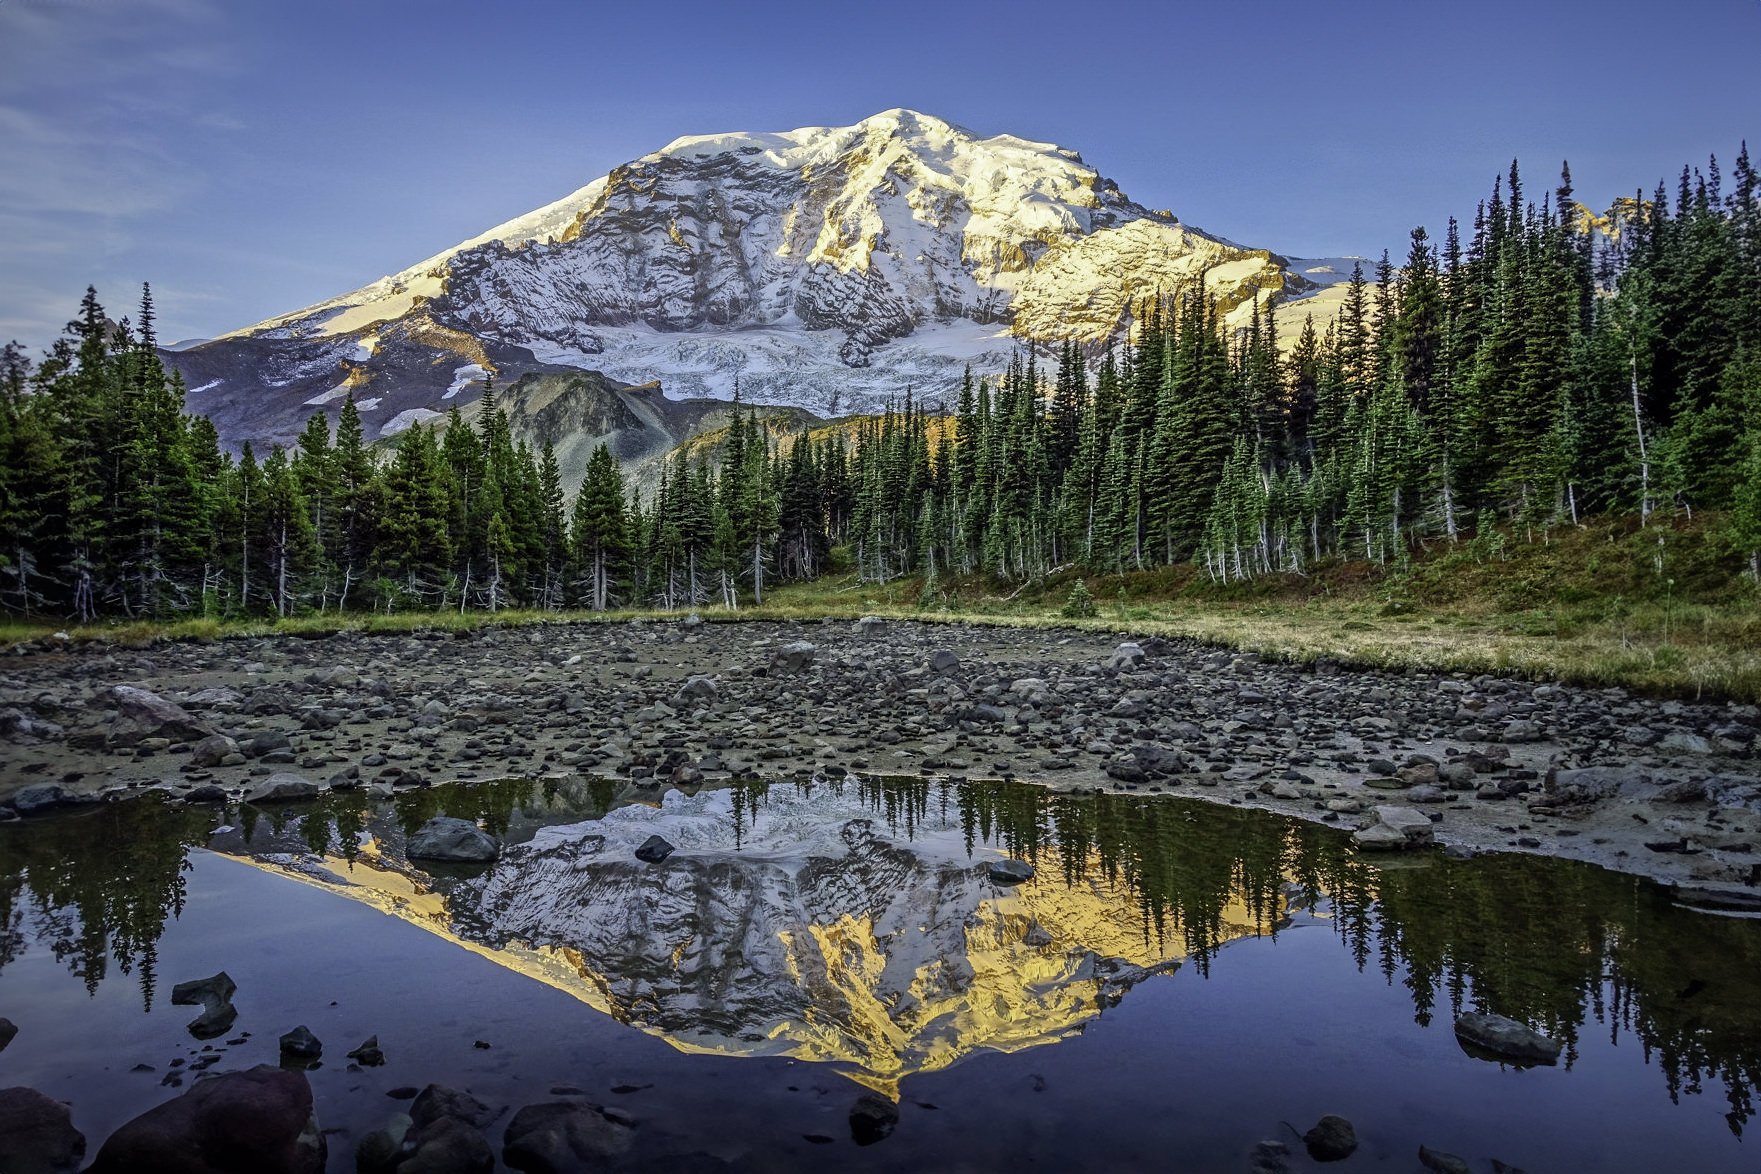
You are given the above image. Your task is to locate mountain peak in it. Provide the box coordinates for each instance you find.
[176,112,1330,452]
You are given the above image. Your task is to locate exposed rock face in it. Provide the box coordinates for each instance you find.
[166,110,1345,449]
[87,1066,325,1174]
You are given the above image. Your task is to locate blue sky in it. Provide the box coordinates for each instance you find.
[1,0,1756,351]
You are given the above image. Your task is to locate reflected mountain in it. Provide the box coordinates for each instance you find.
[3,775,1760,1128]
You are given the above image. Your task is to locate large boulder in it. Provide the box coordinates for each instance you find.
[109,686,215,743]
[87,1066,324,1174]
[244,773,319,805]
[1353,806,1435,851]
[190,734,242,768]
[848,1094,898,1146]
[501,1102,635,1173]
[0,1086,86,1174]
[1106,642,1146,671]
[771,642,818,674]
[1453,1012,1562,1066]
[407,817,500,863]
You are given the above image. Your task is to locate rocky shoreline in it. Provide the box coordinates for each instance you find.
[1,617,1757,896]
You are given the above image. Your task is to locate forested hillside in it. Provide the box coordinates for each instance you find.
[1,150,1757,622]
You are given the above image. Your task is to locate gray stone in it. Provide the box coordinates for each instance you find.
[1454,1011,1562,1065]
[109,685,215,742]
[928,649,961,674]
[0,1086,85,1174]
[853,616,890,639]
[501,1101,635,1173]
[190,733,241,768]
[410,1084,503,1131]
[171,971,238,1040]
[1302,1114,1358,1162]
[987,859,1035,885]
[9,785,72,815]
[1548,765,1650,801]
[347,1036,386,1067]
[245,772,320,804]
[0,1018,14,1052]
[1354,805,1435,851]
[408,817,500,863]
[676,676,719,702]
[1107,642,1146,670]
[771,641,818,673]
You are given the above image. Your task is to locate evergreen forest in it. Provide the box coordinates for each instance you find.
[2,151,1758,622]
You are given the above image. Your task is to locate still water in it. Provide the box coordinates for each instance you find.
[1,776,1757,1172]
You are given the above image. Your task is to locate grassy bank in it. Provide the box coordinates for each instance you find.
[2,515,1756,702]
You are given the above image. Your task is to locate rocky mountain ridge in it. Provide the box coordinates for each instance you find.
[165,110,1355,455]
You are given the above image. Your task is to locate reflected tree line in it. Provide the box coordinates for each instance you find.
[2,776,1758,1132]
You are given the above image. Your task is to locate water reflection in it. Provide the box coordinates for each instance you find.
[2,776,1759,1129]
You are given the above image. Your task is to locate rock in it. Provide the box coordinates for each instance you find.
[190,734,241,768]
[8,785,72,815]
[409,1085,503,1132]
[675,676,719,702]
[848,1093,898,1146]
[354,1113,412,1174]
[927,649,960,674]
[1302,1114,1358,1162]
[1353,805,1435,851]
[87,1066,323,1174]
[109,685,215,742]
[0,1087,84,1174]
[1249,1139,1291,1174]
[1547,765,1650,801]
[771,642,818,674]
[278,1026,322,1062]
[1659,731,1713,754]
[0,1018,14,1052]
[244,772,319,804]
[407,817,500,863]
[170,971,238,1040]
[634,835,675,864]
[987,859,1035,885]
[501,1101,635,1172]
[347,1036,386,1067]
[1419,1145,1472,1174]
[1453,1011,1562,1065]
[853,616,889,639]
[1501,719,1543,743]
[1106,642,1146,670]
[395,1115,493,1174]
[241,730,292,759]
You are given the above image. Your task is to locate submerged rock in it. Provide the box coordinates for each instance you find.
[1302,1114,1358,1162]
[1419,1145,1473,1174]
[170,971,238,1040]
[88,1066,323,1174]
[502,1101,635,1172]
[407,817,500,863]
[0,1086,86,1173]
[0,1018,15,1052]
[1453,1011,1562,1065]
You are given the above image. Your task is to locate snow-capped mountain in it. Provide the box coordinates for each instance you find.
[168,109,1349,451]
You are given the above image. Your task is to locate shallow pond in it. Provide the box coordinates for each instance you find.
[2,776,1758,1172]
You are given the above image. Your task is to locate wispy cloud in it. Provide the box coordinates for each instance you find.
[0,0,236,348]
